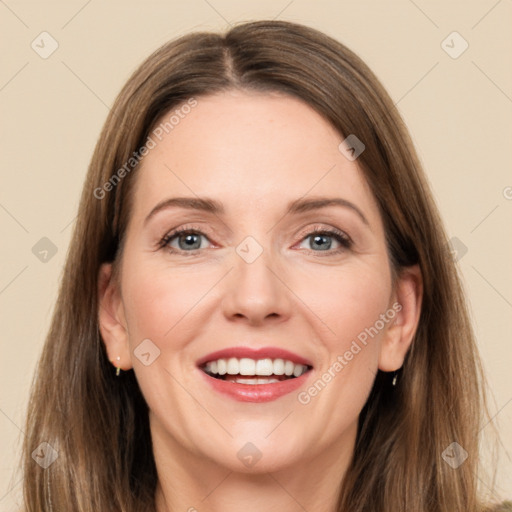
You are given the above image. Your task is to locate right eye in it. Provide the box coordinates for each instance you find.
[159,228,212,254]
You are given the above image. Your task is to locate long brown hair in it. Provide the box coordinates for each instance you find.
[18,20,503,511]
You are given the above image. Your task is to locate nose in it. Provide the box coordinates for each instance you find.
[221,244,293,326]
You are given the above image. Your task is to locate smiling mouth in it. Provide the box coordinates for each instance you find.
[200,357,312,384]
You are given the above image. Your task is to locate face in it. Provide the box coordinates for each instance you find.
[99,90,420,475]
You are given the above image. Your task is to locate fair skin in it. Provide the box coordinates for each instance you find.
[98,90,422,512]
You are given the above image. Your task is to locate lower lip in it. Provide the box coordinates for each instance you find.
[198,368,312,402]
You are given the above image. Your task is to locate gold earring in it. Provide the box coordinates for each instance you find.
[113,356,121,377]
[392,371,398,387]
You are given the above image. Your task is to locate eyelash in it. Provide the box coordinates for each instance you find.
[157,224,353,257]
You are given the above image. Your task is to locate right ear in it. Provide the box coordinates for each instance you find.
[97,262,132,371]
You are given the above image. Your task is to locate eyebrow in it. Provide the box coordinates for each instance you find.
[144,196,370,226]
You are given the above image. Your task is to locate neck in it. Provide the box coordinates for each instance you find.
[152,415,357,512]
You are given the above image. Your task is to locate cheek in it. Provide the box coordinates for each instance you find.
[296,259,392,373]
[119,257,209,414]
[294,265,391,422]
[120,256,206,348]
[338,276,390,345]
[124,280,168,339]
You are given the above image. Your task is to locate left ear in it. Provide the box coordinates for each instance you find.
[378,264,423,372]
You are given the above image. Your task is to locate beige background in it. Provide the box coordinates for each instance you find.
[1,0,511,509]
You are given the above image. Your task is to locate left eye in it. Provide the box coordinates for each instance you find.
[297,230,350,252]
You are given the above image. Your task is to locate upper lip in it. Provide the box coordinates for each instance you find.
[196,346,313,368]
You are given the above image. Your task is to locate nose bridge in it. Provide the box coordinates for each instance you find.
[221,233,291,322]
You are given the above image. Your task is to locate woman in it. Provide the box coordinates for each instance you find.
[19,20,510,511]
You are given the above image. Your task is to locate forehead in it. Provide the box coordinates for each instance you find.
[130,90,380,224]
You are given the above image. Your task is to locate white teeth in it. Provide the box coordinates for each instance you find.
[203,357,309,378]
[226,357,239,375]
[255,358,273,376]
[239,358,256,375]
[293,364,305,377]
[217,359,227,375]
[284,360,295,376]
[273,358,285,375]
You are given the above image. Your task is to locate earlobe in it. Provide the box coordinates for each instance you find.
[97,262,132,371]
[378,264,423,372]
